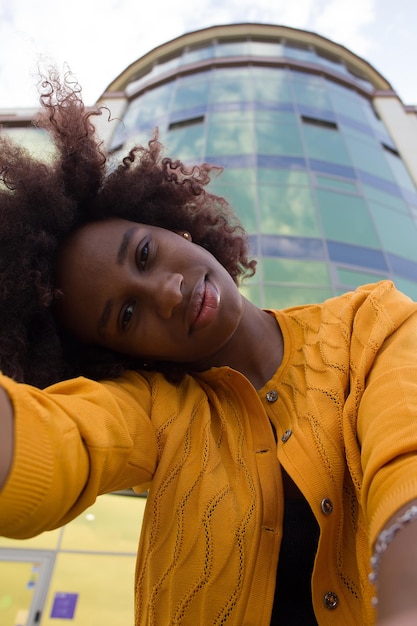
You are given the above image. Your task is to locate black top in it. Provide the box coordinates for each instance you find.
[270,497,320,625]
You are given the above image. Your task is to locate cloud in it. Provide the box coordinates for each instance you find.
[310,0,376,55]
[0,0,416,108]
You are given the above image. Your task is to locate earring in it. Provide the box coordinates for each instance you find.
[183,231,191,241]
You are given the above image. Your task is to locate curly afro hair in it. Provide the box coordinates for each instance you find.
[0,68,256,388]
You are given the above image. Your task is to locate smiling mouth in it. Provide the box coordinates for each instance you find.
[189,277,220,332]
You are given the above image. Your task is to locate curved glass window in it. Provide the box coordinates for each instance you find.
[259,185,319,237]
[252,67,292,105]
[292,73,333,112]
[182,45,215,65]
[248,40,284,57]
[172,75,210,113]
[209,67,253,103]
[215,41,250,57]
[263,257,330,286]
[108,57,417,302]
[283,42,316,63]
[316,188,380,247]
[388,253,417,281]
[337,267,386,290]
[302,120,352,167]
[368,202,417,261]
[255,111,303,156]
[327,241,388,271]
[261,235,326,260]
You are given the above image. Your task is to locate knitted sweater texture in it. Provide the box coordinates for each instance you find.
[1,281,417,625]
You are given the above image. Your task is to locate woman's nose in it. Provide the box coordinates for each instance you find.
[152,272,184,319]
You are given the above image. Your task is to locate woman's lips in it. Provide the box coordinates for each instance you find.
[190,278,220,332]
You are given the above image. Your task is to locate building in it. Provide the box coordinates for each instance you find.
[95,23,417,305]
[1,23,417,626]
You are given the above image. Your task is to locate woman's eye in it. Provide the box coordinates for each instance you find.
[138,243,149,269]
[122,303,135,329]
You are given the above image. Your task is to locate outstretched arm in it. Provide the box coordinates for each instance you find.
[0,386,13,491]
[353,285,417,625]
[0,371,158,539]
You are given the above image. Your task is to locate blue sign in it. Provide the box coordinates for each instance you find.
[50,592,78,619]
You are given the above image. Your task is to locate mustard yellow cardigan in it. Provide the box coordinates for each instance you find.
[1,281,417,625]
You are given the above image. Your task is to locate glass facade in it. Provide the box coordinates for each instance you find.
[109,35,417,306]
[2,24,417,625]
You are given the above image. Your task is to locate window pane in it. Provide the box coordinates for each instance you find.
[315,174,358,193]
[337,267,385,289]
[60,495,145,552]
[257,168,309,186]
[0,528,61,550]
[210,167,256,186]
[302,124,352,166]
[209,183,258,234]
[259,185,319,236]
[42,553,136,626]
[152,55,181,77]
[252,67,292,103]
[327,241,388,271]
[263,257,330,284]
[138,84,174,120]
[255,112,303,156]
[209,68,252,102]
[0,561,38,625]
[172,77,210,111]
[393,277,417,301]
[314,49,345,73]
[368,202,417,261]
[248,40,284,57]
[210,110,253,125]
[263,285,334,308]
[182,45,215,65]
[206,114,254,156]
[239,281,262,306]
[316,188,380,247]
[388,253,417,281]
[215,41,250,57]
[327,82,370,120]
[292,76,332,111]
[361,183,409,213]
[337,116,375,141]
[384,150,417,193]
[344,134,395,180]
[165,124,205,161]
[261,235,325,260]
[284,44,316,63]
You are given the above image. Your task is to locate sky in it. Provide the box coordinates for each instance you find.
[1,0,416,110]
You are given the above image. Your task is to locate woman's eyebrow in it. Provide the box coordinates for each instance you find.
[117,226,139,265]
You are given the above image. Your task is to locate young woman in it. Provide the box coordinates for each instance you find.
[1,69,417,626]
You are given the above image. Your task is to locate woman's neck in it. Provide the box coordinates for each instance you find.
[192,299,284,390]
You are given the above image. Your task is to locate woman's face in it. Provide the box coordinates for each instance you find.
[55,218,244,366]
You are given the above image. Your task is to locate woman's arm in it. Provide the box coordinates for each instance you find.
[0,386,13,491]
[350,285,417,624]
[0,371,158,538]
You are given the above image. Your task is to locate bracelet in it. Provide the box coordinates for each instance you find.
[369,504,417,607]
